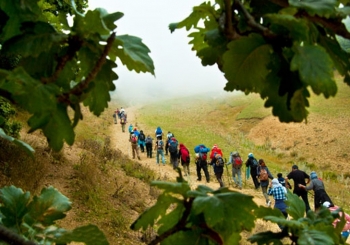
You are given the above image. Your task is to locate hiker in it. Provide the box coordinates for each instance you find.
[168,137,179,170]
[210,144,223,160]
[138,130,146,153]
[268,178,288,229]
[116,108,121,119]
[129,134,141,160]
[128,124,134,138]
[120,113,127,132]
[145,135,153,158]
[154,136,165,165]
[277,173,292,189]
[227,151,243,189]
[155,126,163,140]
[245,153,260,189]
[323,201,350,241]
[285,165,311,212]
[257,159,274,207]
[165,131,174,155]
[194,144,211,183]
[178,143,190,176]
[112,110,118,124]
[298,171,333,211]
[210,153,225,187]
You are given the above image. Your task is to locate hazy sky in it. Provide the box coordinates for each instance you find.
[87,0,229,103]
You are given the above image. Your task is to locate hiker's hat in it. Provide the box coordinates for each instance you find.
[323,201,331,208]
[292,164,298,169]
[248,153,254,158]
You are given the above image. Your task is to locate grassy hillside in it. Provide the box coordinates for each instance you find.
[135,77,350,211]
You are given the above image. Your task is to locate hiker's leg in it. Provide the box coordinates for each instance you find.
[237,168,242,187]
[132,146,136,159]
[261,186,269,203]
[156,150,160,164]
[300,192,311,212]
[232,168,238,185]
[196,163,201,180]
[203,164,210,182]
[160,150,165,164]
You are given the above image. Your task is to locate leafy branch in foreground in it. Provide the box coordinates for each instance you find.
[0,185,109,245]
[169,0,350,123]
[0,1,154,151]
[131,171,345,244]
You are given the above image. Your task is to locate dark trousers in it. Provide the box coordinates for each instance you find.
[295,191,311,212]
[140,142,145,152]
[215,171,224,187]
[196,161,210,182]
[146,143,152,158]
[251,170,260,189]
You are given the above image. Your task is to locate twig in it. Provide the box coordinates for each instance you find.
[224,0,240,40]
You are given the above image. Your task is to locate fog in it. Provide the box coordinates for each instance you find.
[88,0,231,105]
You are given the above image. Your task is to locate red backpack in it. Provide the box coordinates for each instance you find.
[180,147,190,162]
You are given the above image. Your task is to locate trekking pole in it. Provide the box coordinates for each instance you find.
[225,164,232,187]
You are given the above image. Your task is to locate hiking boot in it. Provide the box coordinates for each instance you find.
[267,200,271,207]
[196,179,201,181]
[138,156,141,160]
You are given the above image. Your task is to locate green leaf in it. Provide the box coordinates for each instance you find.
[169,2,216,33]
[298,229,334,245]
[111,35,155,75]
[55,224,109,245]
[291,44,337,98]
[223,34,272,92]
[82,60,117,116]
[0,128,35,156]
[265,14,310,42]
[285,191,306,219]
[150,180,191,196]
[2,21,65,58]
[24,186,72,226]
[157,202,186,235]
[130,193,181,231]
[289,0,337,17]
[0,186,30,229]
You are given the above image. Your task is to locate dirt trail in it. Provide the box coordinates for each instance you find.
[110,107,269,206]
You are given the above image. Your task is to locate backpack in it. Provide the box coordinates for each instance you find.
[252,158,258,167]
[120,116,126,124]
[157,140,164,149]
[131,135,137,144]
[216,157,225,166]
[232,153,243,168]
[156,127,162,135]
[199,152,207,161]
[180,148,190,163]
[169,139,178,153]
[145,136,152,144]
[259,168,269,181]
[139,134,145,141]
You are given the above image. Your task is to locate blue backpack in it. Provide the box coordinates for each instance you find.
[169,139,178,153]
[156,126,162,135]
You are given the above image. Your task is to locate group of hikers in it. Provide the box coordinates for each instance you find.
[114,111,350,241]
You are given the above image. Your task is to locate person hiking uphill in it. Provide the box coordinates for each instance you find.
[245,153,260,189]
[168,137,179,170]
[120,113,127,132]
[285,165,311,212]
[227,151,243,189]
[323,201,350,242]
[178,143,190,176]
[154,136,165,165]
[129,134,141,160]
[257,159,274,206]
[299,171,333,211]
[138,130,146,153]
[145,135,153,158]
[128,124,134,138]
[268,178,288,229]
[165,131,174,155]
[112,110,118,124]
[155,126,163,140]
[210,153,225,188]
[194,144,210,183]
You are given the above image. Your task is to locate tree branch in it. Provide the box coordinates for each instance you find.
[0,225,38,245]
[224,0,240,40]
[58,32,116,104]
[148,198,194,245]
